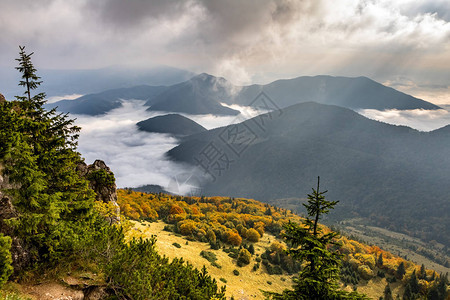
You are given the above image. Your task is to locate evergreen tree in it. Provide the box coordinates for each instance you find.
[384,283,393,300]
[1,46,94,267]
[419,264,426,280]
[264,177,368,300]
[15,46,42,104]
[396,262,406,279]
[403,283,412,300]
[408,271,419,294]
[377,253,384,267]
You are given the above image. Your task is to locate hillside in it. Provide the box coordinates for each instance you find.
[47,85,167,115]
[117,189,449,299]
[146,73,240,115]
[167,102,450,248]
[230,75,440,110]
[137,114,207,136]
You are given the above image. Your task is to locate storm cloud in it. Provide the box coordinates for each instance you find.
[0,0,449,104]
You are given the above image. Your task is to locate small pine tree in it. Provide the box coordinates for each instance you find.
[419,264,426,280]
[396,262,406,279]
[408,270,419,294]
[377,253,384,267]
[402,283,412,300]
[264,177,368,300]
[384,283,393,300]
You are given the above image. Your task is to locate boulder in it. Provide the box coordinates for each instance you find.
[78,160,120,224]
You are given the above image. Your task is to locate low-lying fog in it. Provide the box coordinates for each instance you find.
[359,106,450,132]
[73,101,264,193]
[73,101,450,193]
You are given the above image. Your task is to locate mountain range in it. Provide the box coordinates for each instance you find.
[167,102,449,246]
[48,73,441,116]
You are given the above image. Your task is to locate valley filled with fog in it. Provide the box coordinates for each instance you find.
[73,99,450,192]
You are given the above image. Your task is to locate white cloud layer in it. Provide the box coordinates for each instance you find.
[73,99,449,195]
[358,107,450,131]
[73,101,258,191]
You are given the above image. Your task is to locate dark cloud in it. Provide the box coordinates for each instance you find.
[84,0,185,30]
[0,0,449,104]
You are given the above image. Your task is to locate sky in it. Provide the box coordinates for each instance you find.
[1,0,449,104]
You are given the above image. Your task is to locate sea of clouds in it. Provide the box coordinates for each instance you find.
[73,101,265,193]
[358,105,450,132]
[73,101,450,194]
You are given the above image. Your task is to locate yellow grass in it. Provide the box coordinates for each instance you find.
[129,220,294,300]
[129,220,403,299]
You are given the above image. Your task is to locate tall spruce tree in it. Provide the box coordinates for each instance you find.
[265,177,368,300]
[1,46,95,266]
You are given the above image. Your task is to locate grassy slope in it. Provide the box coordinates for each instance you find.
[129,220,401,300]
[130,220,291,299]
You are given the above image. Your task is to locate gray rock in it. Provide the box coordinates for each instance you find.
[78,160,120,224]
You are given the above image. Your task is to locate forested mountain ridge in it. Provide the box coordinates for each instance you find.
[167,102,450,247]
[146,73,240,115]
[228,75,440,110]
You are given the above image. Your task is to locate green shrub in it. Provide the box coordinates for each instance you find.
[220,278,227,283]
[163,225,174,232]
[237,249,251,267]
[172,242,181,248]
[0,234,13,288]
[233,269,240,276]
[0,290,31,300]
[252,262,260,271]
[106,237,225,299]
[87,169,115,187]
[200,250,218,264]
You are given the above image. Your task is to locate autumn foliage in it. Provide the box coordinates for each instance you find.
[117,189,448,298]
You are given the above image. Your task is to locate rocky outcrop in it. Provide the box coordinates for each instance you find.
[77,160,120,224]
[0,93,6,103]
